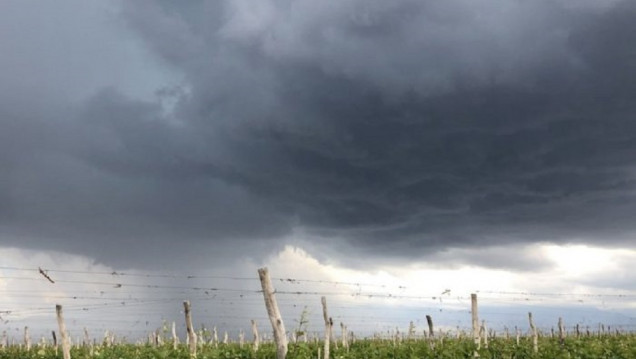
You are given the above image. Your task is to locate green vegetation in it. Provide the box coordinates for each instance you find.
[1,334,634,359]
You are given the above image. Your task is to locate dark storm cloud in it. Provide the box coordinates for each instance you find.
[0,89,294,267]
[2,0,636,268]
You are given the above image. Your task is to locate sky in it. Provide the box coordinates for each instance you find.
[1,0,636,342]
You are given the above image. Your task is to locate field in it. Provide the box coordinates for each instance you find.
[1,333,635,359]
[3,268,635,359]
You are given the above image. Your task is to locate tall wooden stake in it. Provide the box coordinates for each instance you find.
[24,326,31,350]
[258,267,287,359]
[426,315,434,338]
[528,312,538,354]
[321,297,330,359]
[471,293,480,357]
[340,322,348,350]
[251,320,260,351]
[184,301,197,358]
[172,321,179,350]
[56,304,71,359]
[83,328,90,348]
[480,320,488,349]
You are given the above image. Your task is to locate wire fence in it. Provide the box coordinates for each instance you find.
[1,266,635,341]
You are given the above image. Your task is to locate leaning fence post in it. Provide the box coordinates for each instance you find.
[258,267,287,359]
[56,304,71,359]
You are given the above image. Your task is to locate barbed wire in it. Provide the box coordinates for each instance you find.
[2,273,635,300]
[1,266,635,338]
[0,266,404,289]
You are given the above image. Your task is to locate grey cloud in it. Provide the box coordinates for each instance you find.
[2,0,636,269]
[1,89,293,268]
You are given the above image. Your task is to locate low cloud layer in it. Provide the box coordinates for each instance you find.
[2,0,636,269]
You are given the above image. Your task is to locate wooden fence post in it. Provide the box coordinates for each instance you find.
[330,319,337,349]
[83,328,90,348]
[528,312,538,354]
[24,326,31,350]
[341,322,348,351]
[184,301,197,358]
[51,330,57,355]
[251,320,260,351]
[426,315,434,338]
[480,320,488,349]
[258,267,287,359]
[558,317,565,344]
[172,321,179,350]
[471,293,480,357]
[321,296,330,359]
[56,304,71,359]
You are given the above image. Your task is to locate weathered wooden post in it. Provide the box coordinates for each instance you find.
[330,318,337,349]
[528,312,538,354]
[258,267,287,359]
[56,304,71,359]
[24,326,31,350]
[251,320,260,351]
[340,322,348,350]
[51,330,57,355]
[558,317,565,344]
[480,320,488,349]
[426,315,434,338]
[321,297,330,359]
[172,321,179,350]
[82,328,90,348]
[407,321,415,340]
[184,300,197,358]
[471,293,480,357]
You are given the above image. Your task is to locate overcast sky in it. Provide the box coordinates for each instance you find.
[1,0,636,340]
